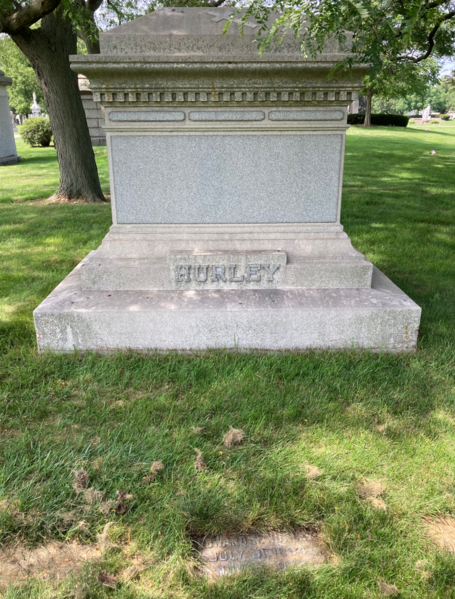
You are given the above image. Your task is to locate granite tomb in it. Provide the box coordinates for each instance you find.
[33,7,421,352]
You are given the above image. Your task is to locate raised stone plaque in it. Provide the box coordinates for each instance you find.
[169,250,287,289]
[197,530,326,579]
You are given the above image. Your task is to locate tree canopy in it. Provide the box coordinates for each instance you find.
[239,0,455,69]
[237,0,455,124]
[0,35,44,114]
[373,73,455,113]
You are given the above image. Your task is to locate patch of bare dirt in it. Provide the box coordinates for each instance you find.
[366,496,387,511]
[72,469,89,495]
[0,428,22,439]
[115,490,133,515]
[378,581,399,596]
[119,555,150,583]
[91,456,104,470]
[98,570,118,588]
[0,499,39,525]
[142,460,164,483]
[424,516,455,553]
[305,465,322,479]
[98,499,116,516]
[356,480,387,510]
[356,479,385,498]
[0,498,20,514]
[415,560,432,579]
[27,194,111,205]
[84,488,104,505]
[194,449,206,472]
[0,542,100,588]
[223,428,245,448]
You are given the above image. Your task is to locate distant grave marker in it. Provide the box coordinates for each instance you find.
[197,530,326,579]
[0,70,21,166]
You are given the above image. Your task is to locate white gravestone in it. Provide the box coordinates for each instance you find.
[33,7,421,352]
[31,92,41,117]
[0,70,21,166]
[422,104,431,121]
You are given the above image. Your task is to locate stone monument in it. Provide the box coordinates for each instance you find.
[31,92,41,117]
[422,104,431,121]
[0,70,21,166]
[34,7,421,352]
[348,99,359,114]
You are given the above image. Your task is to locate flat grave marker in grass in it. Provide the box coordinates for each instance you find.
[197,530,326,579]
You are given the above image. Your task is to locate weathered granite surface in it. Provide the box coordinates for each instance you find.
[31,7,422,352]
[80,224,374,291]
[111,132,343,224]
[168,250,287,290]
[70,8,365,106]
[0,71,20,166]
[34,262,421,353]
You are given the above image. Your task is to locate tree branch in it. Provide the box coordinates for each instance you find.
[86,0,103,13]
[398,9,455,62]
[0,0,61,34]
[425,0,452,9]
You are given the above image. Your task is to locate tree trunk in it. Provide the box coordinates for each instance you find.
[78,12,101,55]
[12,7,105,202]
[364,87,373,127]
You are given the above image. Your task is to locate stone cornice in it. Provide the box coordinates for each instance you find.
[71,56,365,106]
[91,89,359,106]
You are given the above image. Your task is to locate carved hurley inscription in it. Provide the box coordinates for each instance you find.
[175,264,280,284]
[168,251,287,290]
[197,530,326,579]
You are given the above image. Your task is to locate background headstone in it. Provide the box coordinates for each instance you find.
[31,92,41,117]
[348,99,359,114]
[422,104,431,121]
[0,70,21,166]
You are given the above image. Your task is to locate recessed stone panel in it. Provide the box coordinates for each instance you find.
[189,111,265,121]
[196,530,326,579]
[110,111,185,121]
[269,110,344,121]
[111,133,343,224]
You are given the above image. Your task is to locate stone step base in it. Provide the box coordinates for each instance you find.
[34,262,421,353]
[0,155,21,166]
[80,256,373,290]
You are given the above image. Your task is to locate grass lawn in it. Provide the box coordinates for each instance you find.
[0,126,454,598]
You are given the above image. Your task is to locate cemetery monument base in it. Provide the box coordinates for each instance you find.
[33,8,421,352]
[34,262,420,353]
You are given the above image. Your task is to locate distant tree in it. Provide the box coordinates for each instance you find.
[238,0,455,126]
[0,0,229,201]
[372,72,455,114]
[428,74,455,111]
[0,35,44,115]
[369,58,439,114]
[0,0,109,202]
